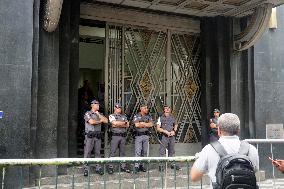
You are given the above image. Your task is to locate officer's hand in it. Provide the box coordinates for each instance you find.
[170,131,175,136]
[164,130,171,137]
[140,122,146,127]
[125,121,129,127]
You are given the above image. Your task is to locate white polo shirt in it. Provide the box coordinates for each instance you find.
[193,136,259,187]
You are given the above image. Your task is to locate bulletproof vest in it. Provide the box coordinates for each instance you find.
[160,115,176,132]
[85,111,101,132]
[134,113,152,132]
[110,114,127,133]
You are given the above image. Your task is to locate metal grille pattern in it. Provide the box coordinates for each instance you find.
[106,24,201,143]
[171,34,201,143]
[106,25,123,112]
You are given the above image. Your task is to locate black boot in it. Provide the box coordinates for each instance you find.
[83,169,89,177]
[139,165,147,172]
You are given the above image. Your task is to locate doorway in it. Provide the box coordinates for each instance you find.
[77,20,202,157]
[78,23,106,155]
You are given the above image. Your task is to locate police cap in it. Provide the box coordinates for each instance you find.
[114,103,122,108]
[91,99,99,104]
[213,108,220,113]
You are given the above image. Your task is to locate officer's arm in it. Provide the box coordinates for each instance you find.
[210,122,217,129]
[157,124,170,135]
[135,122,144,128]
[169,124,178,136]
[85,112,100,125]
[112,120,128,128]
[157,117,165,133]
[125,121,130,128]
[143,121,153,128]
[88,119,102,125]
[97,113,108,124]
[209,119,217,129]
[156,124,163,133]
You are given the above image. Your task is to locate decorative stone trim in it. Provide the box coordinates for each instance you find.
[234,3,273,51]
[43,0,64,32]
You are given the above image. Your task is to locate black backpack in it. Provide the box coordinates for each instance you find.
[211,141,258,189]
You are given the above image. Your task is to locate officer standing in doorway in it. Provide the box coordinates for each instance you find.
[209,108,220,142]
[107,103,131,174]
[83,100,108,176]
[157,105,181,171]
[133,104,153,173]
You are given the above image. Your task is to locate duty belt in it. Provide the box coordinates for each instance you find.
[86,131,102,139]
[112,132,127,137]
[135,131,149,136]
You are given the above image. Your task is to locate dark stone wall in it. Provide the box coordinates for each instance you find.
[0,0,80,186]
[254,5,284,177]
[0,0,34,188]
[200,17,256,146]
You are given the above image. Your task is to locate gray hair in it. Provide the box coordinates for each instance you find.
[217,113,240,135]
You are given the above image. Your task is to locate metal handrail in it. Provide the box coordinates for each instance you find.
[245,139,284,143]
[0,156,196,166]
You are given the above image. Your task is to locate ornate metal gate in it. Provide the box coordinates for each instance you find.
[105,24,201,143]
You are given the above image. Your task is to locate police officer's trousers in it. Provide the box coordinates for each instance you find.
[134,135,149,168]
[109,136,126,169]
[159,135,175,157]
[84,135,101,171]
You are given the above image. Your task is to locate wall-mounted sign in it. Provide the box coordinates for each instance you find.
[0,111,3,119]
[266,124,284,139]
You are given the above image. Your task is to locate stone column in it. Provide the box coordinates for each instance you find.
[30,0,41,185]
[57,0,71,174]
[36,7,60,176]
[68,0,80,157]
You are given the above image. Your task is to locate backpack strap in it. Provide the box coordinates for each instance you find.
[238,140,250,155]
[210,141,228,158]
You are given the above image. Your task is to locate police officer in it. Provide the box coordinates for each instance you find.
[133,104,153,173]
[83,100,108,176]
[209,108,220,142]
[107,103,130,174]
[157,105,181,171]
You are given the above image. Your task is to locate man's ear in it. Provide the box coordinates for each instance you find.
[237,128,240,135]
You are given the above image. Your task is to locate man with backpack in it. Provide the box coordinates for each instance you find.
[190,113,259,189]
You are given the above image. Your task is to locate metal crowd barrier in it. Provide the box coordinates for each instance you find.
[0,156,198,189]
[1,139,283,189]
